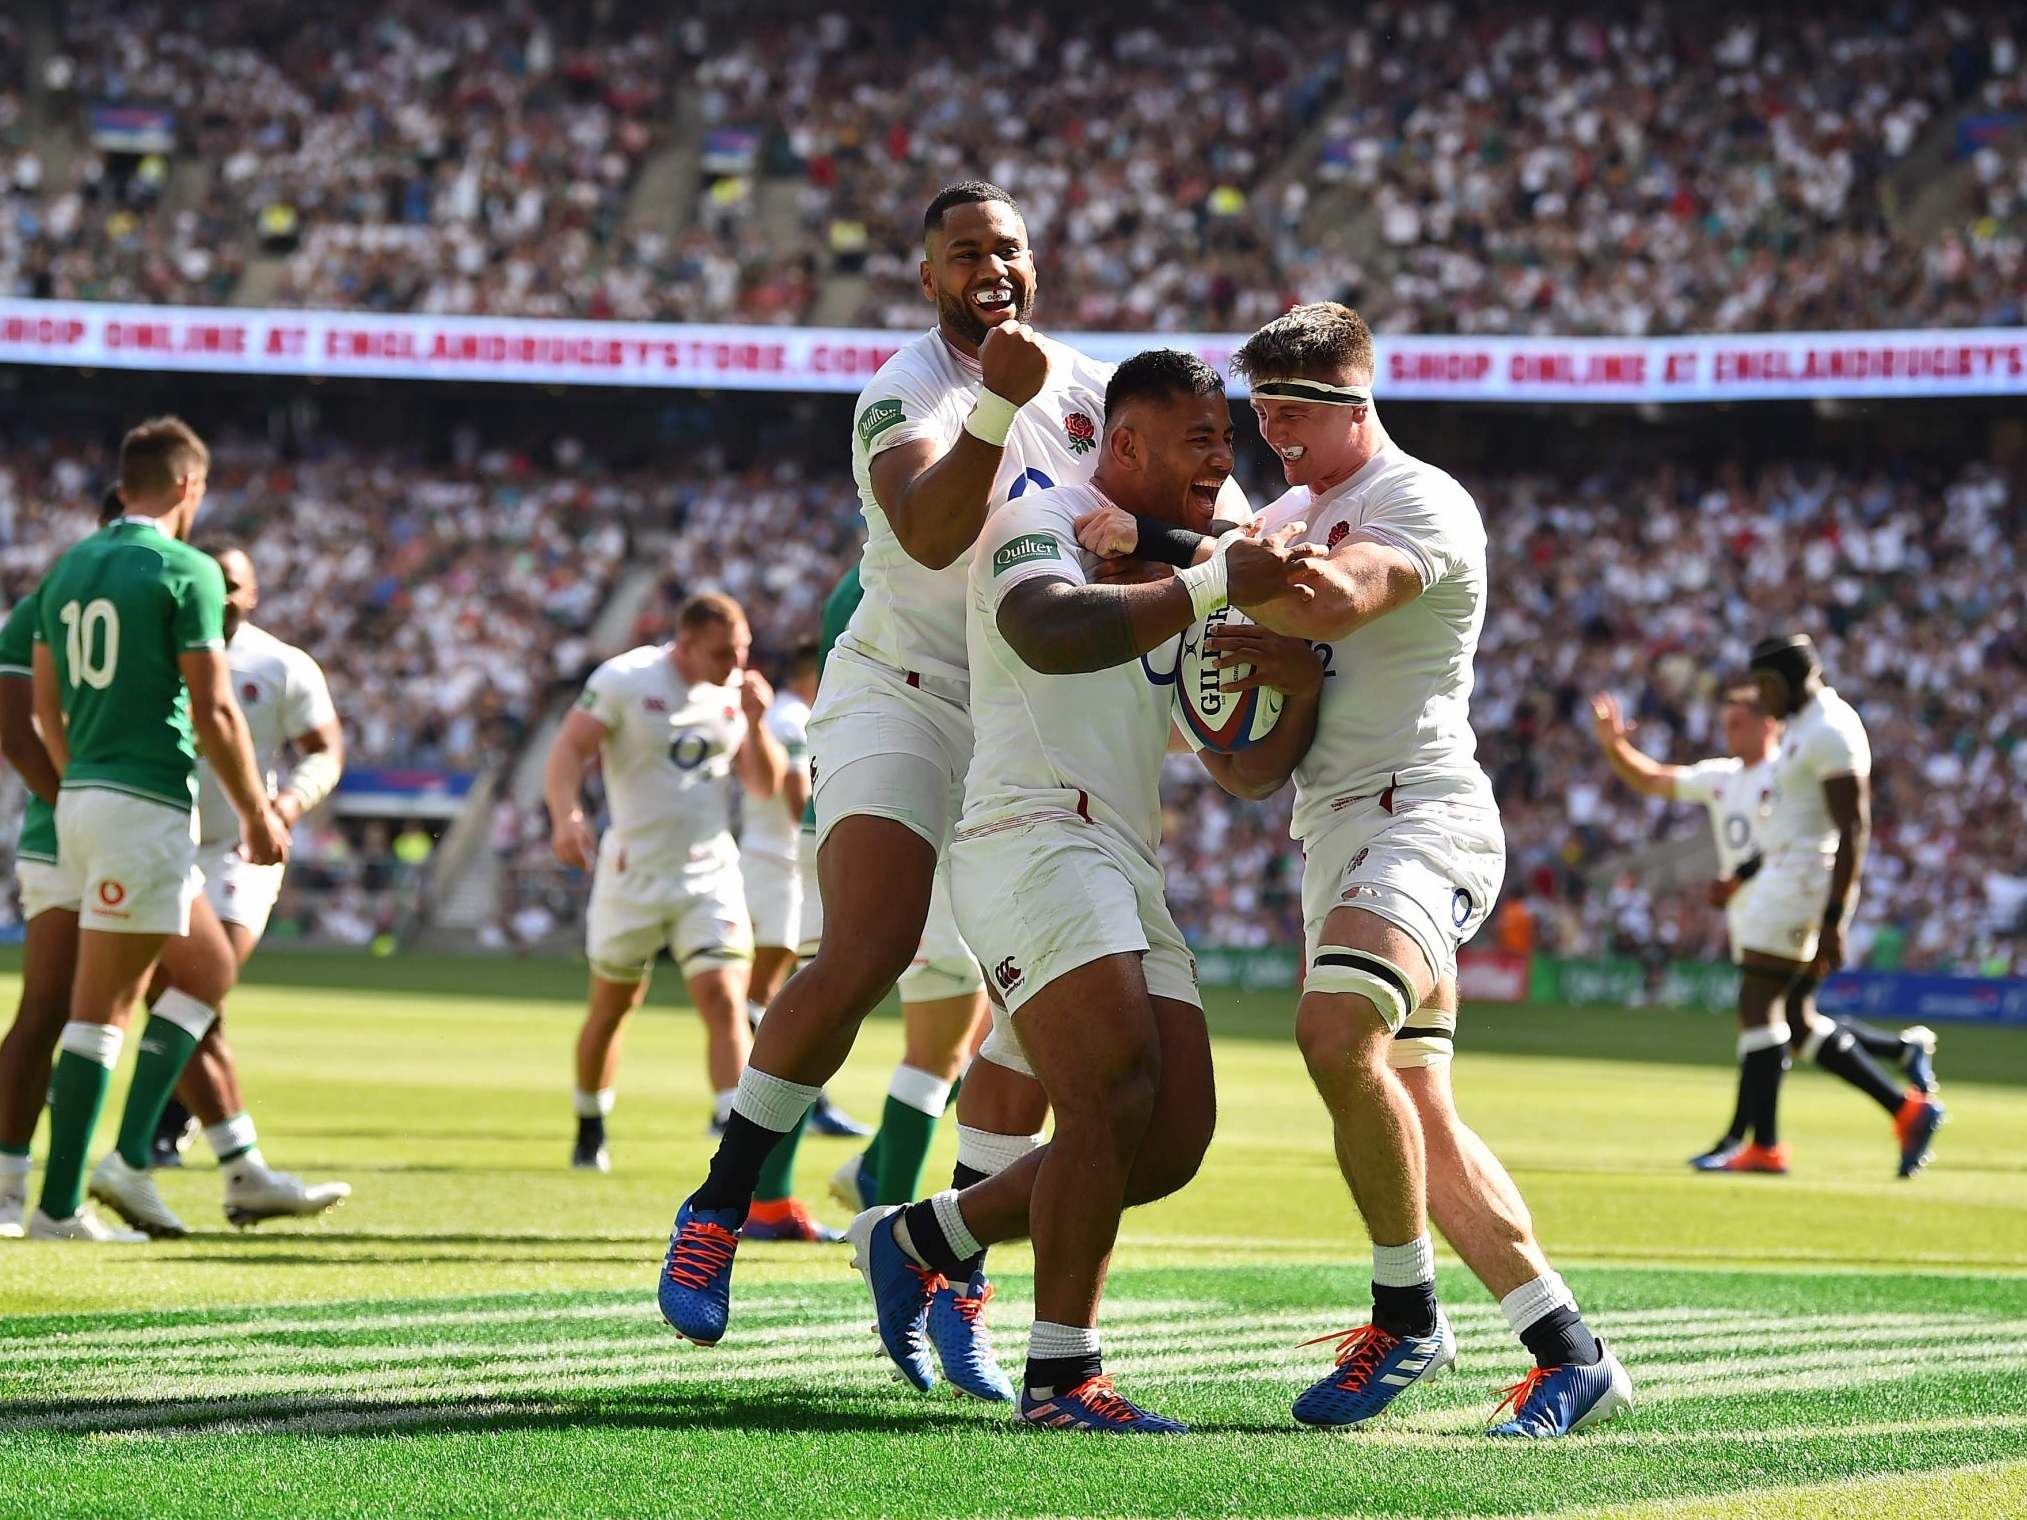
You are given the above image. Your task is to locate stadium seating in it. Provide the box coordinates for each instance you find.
[7,3,2018,331]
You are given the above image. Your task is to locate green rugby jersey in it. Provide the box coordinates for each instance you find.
[801,563,865,832]
[0,586,56,862]
[34,518,226,811]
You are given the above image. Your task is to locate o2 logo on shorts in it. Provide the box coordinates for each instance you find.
[1451,887,1473,929]
[1724,814,1752,850]
[992,956,1023,993]
[668,731,714,770]
[98,880,126,907]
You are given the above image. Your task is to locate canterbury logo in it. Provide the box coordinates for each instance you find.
[992,957,1023,993]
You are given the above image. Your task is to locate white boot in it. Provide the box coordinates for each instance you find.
[223,1163,351,1227]
[88,1152,188,1238]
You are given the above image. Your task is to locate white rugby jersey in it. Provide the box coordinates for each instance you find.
[1762,686,1871,860]
[1674,755,1773,876]
[1254,445,1490,841]
[844,328,1114,685]
[195,622,337,850]
[739,692,809,861]
[961,482,1176,857]
[577,645,747,873]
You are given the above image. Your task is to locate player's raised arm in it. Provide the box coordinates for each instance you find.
[871,321,1048,571]
[543,706,607,872]
[732,670,787,800]
[1192,625,1325,800]
[1586,692,1690,799]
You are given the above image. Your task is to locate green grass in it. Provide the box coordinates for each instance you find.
[1,950,2025,1518]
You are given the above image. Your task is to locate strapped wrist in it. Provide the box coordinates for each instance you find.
[963,389,1020,446]
[1175,535,1232,621]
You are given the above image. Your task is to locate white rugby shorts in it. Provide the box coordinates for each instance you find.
[586,844,753,984]
[56,788,202,937]
[200,841,286,941]
[1300,781,1504,1065]
[15,855,82,921]
[740,846,802,952]
[807,648,970,854]
[952,805,1199,1080]
[1731,853,1836,965]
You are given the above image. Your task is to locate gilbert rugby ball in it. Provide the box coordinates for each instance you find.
[1174,605,1285,753]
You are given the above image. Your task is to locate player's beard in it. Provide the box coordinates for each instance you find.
[937,282,1035,349]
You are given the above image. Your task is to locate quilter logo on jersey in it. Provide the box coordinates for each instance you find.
[992,957,1023,993]
[992,534,1060,576]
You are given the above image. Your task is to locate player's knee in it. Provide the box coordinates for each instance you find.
[1127,1107,1214,1207]
[1058,1043,1159,1158]
[1295,994,1392,1081]
[808,918,918,1004]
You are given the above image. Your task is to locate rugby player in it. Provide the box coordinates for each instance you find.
[847,350,1314,1427]
[28,418,289,1241]
[545,594,789,1194]
[1714,635,1944,1177]
[661,181,1246,1357]
[1587,685,1938,1172]
[138,544,351,1225]
[1177,304,1629,1436]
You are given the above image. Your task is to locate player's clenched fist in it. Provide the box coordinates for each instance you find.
[978,320,1049,406]
[1225,523,1318,606]
[738,669,774,724]
[1072,502,1138,559]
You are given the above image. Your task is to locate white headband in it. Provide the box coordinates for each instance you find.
[1251,377,1372,406]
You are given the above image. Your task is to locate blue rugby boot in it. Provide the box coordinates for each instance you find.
[927,1270,1014,1402]
[1292,1313,1456,1428]
[845,1206,938,1392]
[658,1197,743,1346]
[1486,1343,1634,1437]
[1018,1376,1186,1433]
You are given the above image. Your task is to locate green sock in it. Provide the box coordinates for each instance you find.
[859,1129,885,1185]
[115,1013,205,1170]
[41,1049,116,1219]
[752,1103,812,1204]
[874,1095,943,1206]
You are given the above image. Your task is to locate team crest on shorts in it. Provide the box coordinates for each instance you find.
[1327,521,1350,549]
[992,956,1023,993]
[1349,846,1369,872]
[1063,411,1096,455]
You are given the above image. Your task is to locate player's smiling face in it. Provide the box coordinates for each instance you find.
[920,200,1036,351]
[1251,394,1354,489]
[1115,393,1234,528]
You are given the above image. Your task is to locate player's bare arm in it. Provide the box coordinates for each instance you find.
[181,648,288,867]
[543,707,607,872]
[871,322,1049,571]
[30,643,68,773]
[1193,626,1324,801]
[0,670,59,805]
[1249,535,1423,644]
[276,717,343,828]
[732,670,787,800]
[1586,691,1688,799]
[1070,485,1254,566]
[998,538,1311,676]
[1814,771,1870,976]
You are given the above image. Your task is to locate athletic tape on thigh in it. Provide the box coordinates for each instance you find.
[1737,1020,1792,1056]
[1797,1014,1837,1062]
[1308,945,1417,1030]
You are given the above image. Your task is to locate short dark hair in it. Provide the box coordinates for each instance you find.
[1719,684,1766,714]
[1231,302,1375,385]
[98,488,125,525]
[118,415,209,501]
[923,180,1019,238]
[678,591,746,634]
[788,639,821,679]
[1103,349,1225,424]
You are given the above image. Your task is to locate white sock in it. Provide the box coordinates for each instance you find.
[955,1124,1043,1176]
[1026,1320,1101,1396]
[58,1021,124,1067]
[0,1151,29,1183]
[928,1188,982,1261]
[1372,1233,1436,1288]
[204,1113,262,1167]
[730,1066,820,1132]
[888,1064,952,1118]
[1499,1272,1579,1337]
[152,989,219,1041]
[1737,1021,1792,1056]
[713,1088,738,1127]
[573,1087,615,1120]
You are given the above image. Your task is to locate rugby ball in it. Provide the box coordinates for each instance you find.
[1174,605,1285,753]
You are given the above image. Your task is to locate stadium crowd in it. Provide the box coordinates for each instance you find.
[5,3,2020,335]
[0,422,2018,970]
